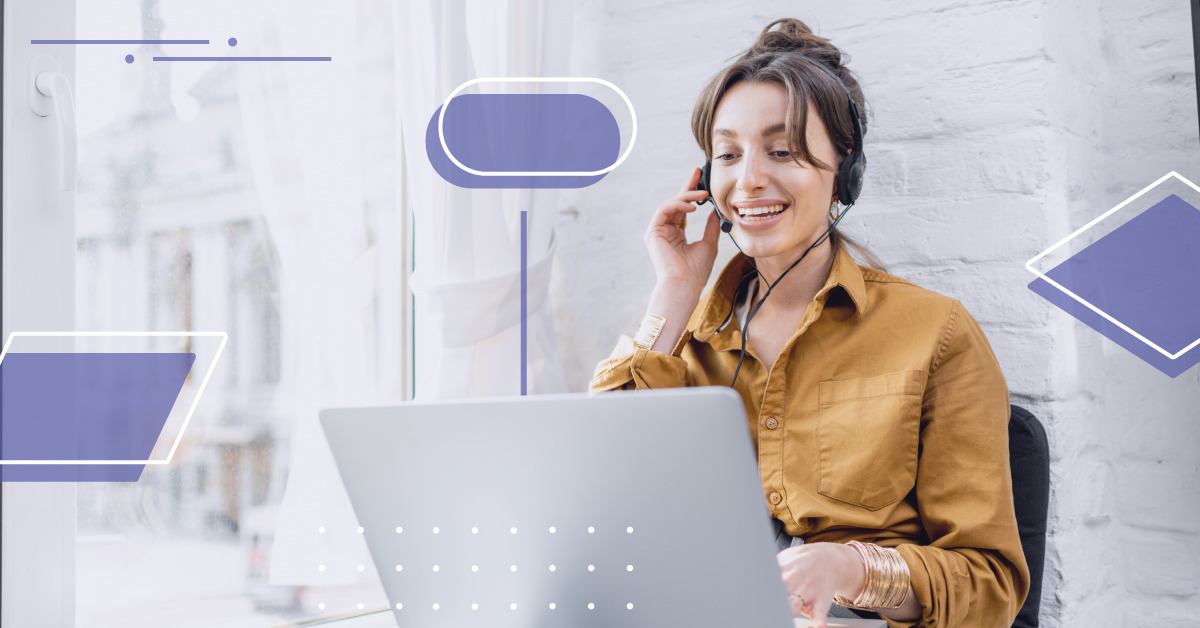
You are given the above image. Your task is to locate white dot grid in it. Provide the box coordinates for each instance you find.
[356,564,364,572]
[379,523,640,611]
[318,602,326,610]
[317,526,326,534]
[357,526,364,534]
[510,603,517,610]
[357,603,364,610]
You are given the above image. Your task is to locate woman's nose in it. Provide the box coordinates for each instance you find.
[736,154,767,193]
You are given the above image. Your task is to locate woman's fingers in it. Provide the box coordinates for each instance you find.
[679,166,703,195]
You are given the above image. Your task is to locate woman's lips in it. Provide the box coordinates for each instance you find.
[734,203,788,230]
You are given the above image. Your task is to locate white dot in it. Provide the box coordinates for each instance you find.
[510,527,517,534]
[395,565,403,572]
[432,527,440,534]
[357,603,364,610]
[356,564,364,572]
[510,603,518,611]
[433,565,440,572]
[549,564,556,572]
[357,526,364,534]
[549,603,557,610]
[395,526,403,533]
[472,603,478,610]
[471,526,478,534]
[318,602,326,610]
[627,526,634,533]
[588,564,595,572]
[627,603,634,610]
[471,565,478,572]
[433,603,440,611]
[588,526,595,533]
[510,565,517,572]
[317,526,326,534]
[627,564,634,572]
[395,603,403,610]
[588,602,595,610]
[549,526,556,533]
[317,564,325,572]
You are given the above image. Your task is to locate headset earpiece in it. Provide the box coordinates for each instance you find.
[696,160,733,233]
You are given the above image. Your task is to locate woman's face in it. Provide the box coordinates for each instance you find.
[709,81,841,263]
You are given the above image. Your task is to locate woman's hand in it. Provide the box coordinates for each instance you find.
[777,542,866,628]
[643,167,722,293]
[639,168,723,354]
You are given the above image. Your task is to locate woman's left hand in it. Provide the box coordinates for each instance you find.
[776,542,866,628]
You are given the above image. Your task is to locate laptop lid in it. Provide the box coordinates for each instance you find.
[320,387,797,628]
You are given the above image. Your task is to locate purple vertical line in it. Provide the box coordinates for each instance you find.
[521,210,528,396]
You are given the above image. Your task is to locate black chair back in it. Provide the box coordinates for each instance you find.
[1009,404,1050,628]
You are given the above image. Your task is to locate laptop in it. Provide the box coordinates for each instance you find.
[320,387,885,628]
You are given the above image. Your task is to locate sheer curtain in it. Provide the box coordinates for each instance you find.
[237,0,402,585]
[396,0,572,400]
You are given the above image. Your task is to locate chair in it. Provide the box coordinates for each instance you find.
[1008,404,1050,628]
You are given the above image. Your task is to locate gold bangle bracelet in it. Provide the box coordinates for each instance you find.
[833,541,911,610]
[633,313,667,350]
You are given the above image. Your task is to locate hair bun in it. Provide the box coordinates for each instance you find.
[747,18,844,68]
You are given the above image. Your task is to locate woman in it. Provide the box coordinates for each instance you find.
[590,18,1030,628]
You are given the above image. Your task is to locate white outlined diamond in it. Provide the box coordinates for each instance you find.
[1025,171,1200,360]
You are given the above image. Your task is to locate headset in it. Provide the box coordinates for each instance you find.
[693,53,865,387]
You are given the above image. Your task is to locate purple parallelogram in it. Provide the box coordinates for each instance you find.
[1028,193,1200,377]
[0,352,195,481]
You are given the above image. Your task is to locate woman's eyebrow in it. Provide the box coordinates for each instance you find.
[713,123,787,138]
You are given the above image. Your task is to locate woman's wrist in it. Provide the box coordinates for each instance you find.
[643,280,703,355]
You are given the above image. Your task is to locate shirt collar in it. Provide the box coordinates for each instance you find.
[690,240,868,344]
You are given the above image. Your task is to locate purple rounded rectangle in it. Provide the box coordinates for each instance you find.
[426,93,620,189]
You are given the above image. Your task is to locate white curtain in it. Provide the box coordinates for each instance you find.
[237,0,403,585]
[396,0,572,400]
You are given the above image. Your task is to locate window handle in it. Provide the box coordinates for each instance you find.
[30,56,77,192]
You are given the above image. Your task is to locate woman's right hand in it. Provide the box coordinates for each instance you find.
[639,168,723,354]
[643,167,722,293]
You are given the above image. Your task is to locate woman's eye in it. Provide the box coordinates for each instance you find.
[715,153,737,161]
[771,150,791,158]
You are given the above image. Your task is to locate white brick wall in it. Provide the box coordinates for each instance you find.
[551,0,1200,625]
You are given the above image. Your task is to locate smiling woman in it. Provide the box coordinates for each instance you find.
[591,18,1030,628]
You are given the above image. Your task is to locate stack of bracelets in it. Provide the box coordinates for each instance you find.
[833,540,912,610]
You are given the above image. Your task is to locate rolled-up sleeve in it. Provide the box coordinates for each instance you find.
[890,301,1030,628]
[588,331,693,393]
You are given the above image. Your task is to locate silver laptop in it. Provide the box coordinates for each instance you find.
[320,387,871,628]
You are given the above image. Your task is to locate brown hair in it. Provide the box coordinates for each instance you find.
[691,18,885,271]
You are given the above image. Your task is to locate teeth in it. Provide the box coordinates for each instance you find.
[737,204,785,218]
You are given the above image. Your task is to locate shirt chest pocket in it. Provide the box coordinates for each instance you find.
[817,370,924,511]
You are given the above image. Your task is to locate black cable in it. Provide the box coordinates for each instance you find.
[728,204,853,388]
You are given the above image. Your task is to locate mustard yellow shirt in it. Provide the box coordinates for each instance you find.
[590,243,1030,628]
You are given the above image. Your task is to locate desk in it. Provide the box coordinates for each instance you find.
[306,608,887,627]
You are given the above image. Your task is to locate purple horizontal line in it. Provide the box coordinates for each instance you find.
[153,56,331,61]
[33,39,210,44]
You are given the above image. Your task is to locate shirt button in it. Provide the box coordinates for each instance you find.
[765,417,779,430]
[769,491,782,505]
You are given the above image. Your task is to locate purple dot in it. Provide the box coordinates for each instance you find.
[125,54,134,64]
[228,37,237,47]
